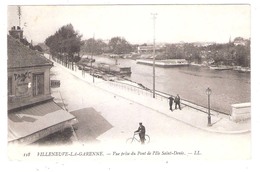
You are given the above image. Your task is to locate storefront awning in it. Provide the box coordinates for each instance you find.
[8,100,76,143]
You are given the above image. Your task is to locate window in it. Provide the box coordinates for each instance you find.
[33,73,44,96]
[8,77,12,95]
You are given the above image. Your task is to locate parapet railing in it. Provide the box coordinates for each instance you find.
[107,80,230,118]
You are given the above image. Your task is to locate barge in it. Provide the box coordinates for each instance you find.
[209,65,233,70]
[77,61,131,76]
[96,63,132,76]
[136,59,189,67]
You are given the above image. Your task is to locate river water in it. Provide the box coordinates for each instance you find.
[90,56,251,114]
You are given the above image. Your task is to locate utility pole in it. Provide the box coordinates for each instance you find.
[17,6,21,27]
[151,13,157,98]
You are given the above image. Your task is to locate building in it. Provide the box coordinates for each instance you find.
[137,45,165,54]
[7,28,77,145]
[9,26,23,39]
[233,37,248,46]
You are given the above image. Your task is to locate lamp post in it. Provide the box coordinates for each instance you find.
[206,87,212,126]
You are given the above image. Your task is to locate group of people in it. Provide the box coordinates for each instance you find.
[168,94,181,111]
[134,94,182,145]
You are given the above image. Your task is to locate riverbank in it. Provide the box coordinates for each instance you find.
[84,55,250,114]
[48,53,250,115]
[188,62,251,72]
[49,57,250,136]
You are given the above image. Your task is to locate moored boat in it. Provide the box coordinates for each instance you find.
[233,66,251,73]
[77,61,131,76]
[136,59,189,67]
[209,65,233,70]
[239,67,251,73]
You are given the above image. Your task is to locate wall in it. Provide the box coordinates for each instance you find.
[230,102,251,122]
[8,65,53,110]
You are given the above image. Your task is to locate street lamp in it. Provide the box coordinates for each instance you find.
[206,87,212,126]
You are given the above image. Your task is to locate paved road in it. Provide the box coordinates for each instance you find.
[50,63,250,160]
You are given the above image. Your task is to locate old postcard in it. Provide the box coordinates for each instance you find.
[2,1,259,171]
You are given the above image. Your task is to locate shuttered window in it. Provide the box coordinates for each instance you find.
[33,73,44,96]
[8,77,12,95]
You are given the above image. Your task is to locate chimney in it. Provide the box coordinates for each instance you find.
[9,26,23,39]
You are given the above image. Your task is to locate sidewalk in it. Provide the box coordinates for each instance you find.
[99,81,251,134]
[51,60,251,135]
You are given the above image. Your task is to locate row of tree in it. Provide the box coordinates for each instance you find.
[81,36,133,55]
[44,24,134,67]
[164,40,250,67]
[81,36,250,67]
[45,24,82,69]
[44,24,250,68]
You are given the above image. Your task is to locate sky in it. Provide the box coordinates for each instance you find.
[7,5,250,44]
[2,1,260,170]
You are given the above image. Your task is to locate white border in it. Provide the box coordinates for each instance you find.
[1,0,259,171]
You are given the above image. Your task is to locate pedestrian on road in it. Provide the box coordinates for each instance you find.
[135,122,146,144]
[168,96,174,111]
[174,94,181,110]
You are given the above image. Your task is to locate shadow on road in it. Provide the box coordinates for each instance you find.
[70,107,113,143]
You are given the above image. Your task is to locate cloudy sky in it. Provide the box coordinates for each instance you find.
[8,5,250,44]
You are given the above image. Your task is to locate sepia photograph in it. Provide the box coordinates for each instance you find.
[2,1,259,171]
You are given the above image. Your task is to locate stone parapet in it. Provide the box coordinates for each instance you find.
[230,102,251,122]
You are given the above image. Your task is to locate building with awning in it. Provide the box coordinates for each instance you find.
[8,100,77,144]
[7,27,77,145]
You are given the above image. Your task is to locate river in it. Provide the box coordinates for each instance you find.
[89,56,250,114]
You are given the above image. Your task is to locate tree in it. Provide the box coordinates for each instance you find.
[81,38,107,55]
[165,43,200,61]
[96,39,108,54]
[234,45,250,67]
[108,37,133,54]
[45,34,60,57]
[45,24,83,68]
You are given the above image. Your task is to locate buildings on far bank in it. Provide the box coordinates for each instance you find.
[137,44,166,54]
[7,27,77,145]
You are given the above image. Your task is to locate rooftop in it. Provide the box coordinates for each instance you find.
[7,35,53,69]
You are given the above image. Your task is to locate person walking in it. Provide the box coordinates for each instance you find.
[168,96,174,111]
[135,122,146,144]
[174,94,181,110]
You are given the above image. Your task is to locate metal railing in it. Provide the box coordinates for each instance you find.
[107,80,230,117]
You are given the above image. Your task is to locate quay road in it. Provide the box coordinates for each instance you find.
[50,60,250,160]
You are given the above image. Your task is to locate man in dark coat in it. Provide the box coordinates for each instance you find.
[175,94,181,110]
[135,122,146,144]
[168,96,174,111]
